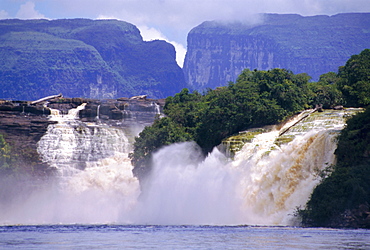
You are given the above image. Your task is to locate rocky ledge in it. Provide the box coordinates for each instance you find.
[0,95,164,175]
[0,100,56,175]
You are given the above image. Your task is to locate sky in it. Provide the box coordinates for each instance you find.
[1,0,370,67]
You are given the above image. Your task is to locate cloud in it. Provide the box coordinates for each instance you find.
[48,0,370,42]
[16,1,45,19]
[0,10,9,19]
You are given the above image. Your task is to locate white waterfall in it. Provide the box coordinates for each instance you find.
[15,103,142,224]
[0,107,360,226]
[37,104,132,174]
[134,109,358,225]
[96,105,100,121]
[152,102,161,115]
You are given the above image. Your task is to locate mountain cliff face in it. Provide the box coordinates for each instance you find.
[183,13,370,90]
[0,19,186,100]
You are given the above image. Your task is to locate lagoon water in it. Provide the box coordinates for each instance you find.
[0,225,369,249]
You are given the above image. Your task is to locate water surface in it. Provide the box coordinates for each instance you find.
[1,225,369,249]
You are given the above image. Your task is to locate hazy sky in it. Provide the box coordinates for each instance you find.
[1,0,370,66]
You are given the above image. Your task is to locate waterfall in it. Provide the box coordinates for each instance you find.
[38,103,132,173]
[152,102,161,115]
[134,109,359,225]
[11,103,142,224]
[230,110,357,225]
[96,105,100,121]
[0,107,360,225]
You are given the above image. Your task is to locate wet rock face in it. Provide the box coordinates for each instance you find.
[76,98,164,127]
[0,101,56,174]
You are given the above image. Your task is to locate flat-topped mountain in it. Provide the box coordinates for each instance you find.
[0,19,186,100]
[183,13,370,90]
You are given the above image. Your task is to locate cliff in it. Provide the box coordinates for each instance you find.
[0,19,186,100]
[183,13,370,90]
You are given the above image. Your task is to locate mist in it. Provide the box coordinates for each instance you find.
[134,142,243,225]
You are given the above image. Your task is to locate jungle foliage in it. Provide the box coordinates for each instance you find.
[337,49,370,107]
[0,134,14,174]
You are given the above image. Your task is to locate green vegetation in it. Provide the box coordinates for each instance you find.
[0,133,46,176]
[308,72,343,109]
[0,134,13,174]
[0,19,185,100]
[337,49,370,107]
[130,117,193,177]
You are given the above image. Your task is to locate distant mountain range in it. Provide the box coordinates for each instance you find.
[0,14,369,100]
[184,13,370,90]
[0,19,186,100]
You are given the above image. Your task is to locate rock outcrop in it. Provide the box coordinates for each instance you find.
[0,19,186,100]
[0,100,55,174]
[0,96,164,174]
[183,13,370,90]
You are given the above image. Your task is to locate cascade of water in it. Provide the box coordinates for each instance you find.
[232,129,338,225]
[152,102,161,115]
[96,105,100,121]
[38,103,133,175]
[13,103,142,224]
[1,108,361,226]
[134,109,360,225]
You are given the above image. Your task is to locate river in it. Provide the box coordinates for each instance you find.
[0,225,369,249]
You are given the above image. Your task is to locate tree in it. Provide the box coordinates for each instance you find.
[337,49,370,107]
[308,72,343,109]
[0,134,13,174]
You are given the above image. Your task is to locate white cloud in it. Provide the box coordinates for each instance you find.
[0,10,10,19]
[16,1,45,19]
[53,0,370,44]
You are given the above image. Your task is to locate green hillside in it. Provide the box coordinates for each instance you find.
[0,19,186,100]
